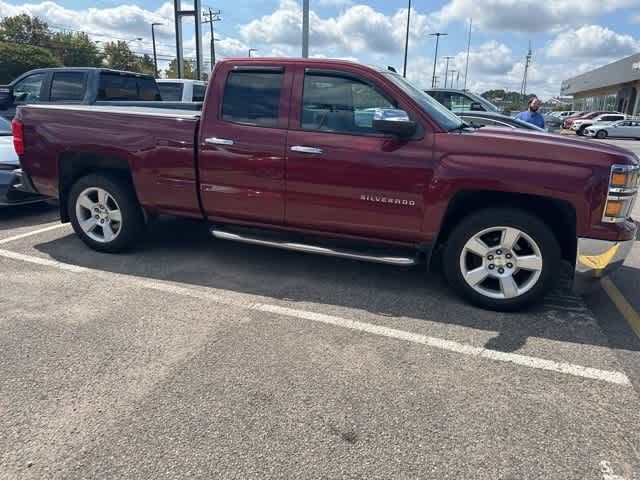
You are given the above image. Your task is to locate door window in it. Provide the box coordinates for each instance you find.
[13,73,46,104]
[301,73,394,135]
[448,93,474,112]
[221,71,284,127]
[98,73,139,100]
[50,72,85,101]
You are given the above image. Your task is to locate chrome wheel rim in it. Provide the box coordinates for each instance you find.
[75,187,122,243]
[459,226,543,300]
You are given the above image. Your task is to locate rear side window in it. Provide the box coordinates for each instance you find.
[98,73,138,100]
[158,83,183,101]
[50,72,85,101]
[137,77,161,101]
[193,84,206,102]
[221,71,284,127]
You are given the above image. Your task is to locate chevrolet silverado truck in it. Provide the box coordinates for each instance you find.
[12,58,639,310]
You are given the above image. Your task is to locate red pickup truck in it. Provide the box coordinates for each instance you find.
[13,58,639,310]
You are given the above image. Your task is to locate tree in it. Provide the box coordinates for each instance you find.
[0,14,51,48]
[103,41,138,71]
[51,31,103,67]
[0,41,60,83]
[136,54,155,76]
[164,58,196,79]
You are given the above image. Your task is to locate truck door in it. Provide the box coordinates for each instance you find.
[199,63,292,224]
[284,67,432,243]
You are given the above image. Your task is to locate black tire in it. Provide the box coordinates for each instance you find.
[68,172,145,253]
[443,208,561,311]
[576,126,586,136]
[596,130,607,139]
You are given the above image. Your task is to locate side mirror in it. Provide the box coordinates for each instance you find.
[372,109,417,138]
[470,102,484,111]
[0,86,14,110]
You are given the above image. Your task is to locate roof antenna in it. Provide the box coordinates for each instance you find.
[387,66,397,73]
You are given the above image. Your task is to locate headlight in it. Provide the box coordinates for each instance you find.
[602,164,639,223]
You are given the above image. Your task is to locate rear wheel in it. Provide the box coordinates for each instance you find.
[596,130,607,139]
[443,208,561,311]
[68,173,145,253]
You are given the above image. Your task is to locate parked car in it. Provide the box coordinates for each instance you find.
[571,114,627,135]
[543,114,563,132]
[563,111,619,131]
[0,67,201,120]
[157,79,207,102]
[0,117,50,206]
[584,119,640,139]
[424,88,501,113]
[13,57,638,311]
[458,111,546,131]
[551,111,579,119]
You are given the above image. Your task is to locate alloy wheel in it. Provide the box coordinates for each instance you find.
[75,187,122,243]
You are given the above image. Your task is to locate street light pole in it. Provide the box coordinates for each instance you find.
[429,32,447,88]
[449,70,457,90]
[302,0,309,58]
[442,56,453,88]
[151,22,162,78]
[402,0,411,77]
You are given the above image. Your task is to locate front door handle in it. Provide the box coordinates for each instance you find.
[290,145,323,155]
[205,137,234,146]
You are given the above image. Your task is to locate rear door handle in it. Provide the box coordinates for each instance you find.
[290,145,323,155]
[205,137,234,146]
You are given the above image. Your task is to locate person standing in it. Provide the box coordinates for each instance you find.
[516,97,545,129]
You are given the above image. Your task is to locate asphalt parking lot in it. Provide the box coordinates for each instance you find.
[1,140,640,479]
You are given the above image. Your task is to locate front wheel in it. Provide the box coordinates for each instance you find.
[443,208,561,311]
[596,130,607,139]
[68,173,145,253]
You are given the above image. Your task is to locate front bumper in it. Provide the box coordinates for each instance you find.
[573,236,635,294]
[0,167,49,206]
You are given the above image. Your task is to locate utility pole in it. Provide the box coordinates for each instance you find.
[202,8,221,69]
[442,56,453,88]
[520,41,532,103]
[463,18,472,90]
[151,22,162,78]
[248,48,257,57]
[449,70,457,90]
[402,0,411,77]
[302,0,309,57]
[429,32,447,88]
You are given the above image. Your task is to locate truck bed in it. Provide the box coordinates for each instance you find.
[18,104,203,218]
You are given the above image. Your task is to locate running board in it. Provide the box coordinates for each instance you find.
[211,228,418,266]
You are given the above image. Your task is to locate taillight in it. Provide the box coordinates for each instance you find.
[11,120,24,155]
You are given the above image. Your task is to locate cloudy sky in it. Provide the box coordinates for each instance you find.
[1,0,639,98]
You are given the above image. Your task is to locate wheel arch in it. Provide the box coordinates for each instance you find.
[58,152,136,222]
[430,190,577,270]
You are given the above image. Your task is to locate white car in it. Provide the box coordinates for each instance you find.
[157,79,207,102]
[1,116,50,206]
[584,119,640,140]
[571,113,626,135]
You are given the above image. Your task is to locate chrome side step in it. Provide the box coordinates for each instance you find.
[211,228,418,266]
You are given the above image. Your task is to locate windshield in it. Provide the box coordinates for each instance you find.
[0,117,11,136]
[158,83,184,101]
[383,73,464,131]
[465,91,500,113]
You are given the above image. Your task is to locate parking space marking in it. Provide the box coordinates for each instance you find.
[0,247,632,386]
[601,277,640,339]
[0,222,68,245]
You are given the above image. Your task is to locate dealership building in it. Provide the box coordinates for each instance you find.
[561,53,640,116]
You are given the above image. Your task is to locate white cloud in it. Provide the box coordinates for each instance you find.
[435,0,636,33]
[546,25,640,59]
[316,0,353,7]
[240,0,434,56]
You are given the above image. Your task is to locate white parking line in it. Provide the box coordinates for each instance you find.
[0,247,632,387]
[0,223,68,245]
